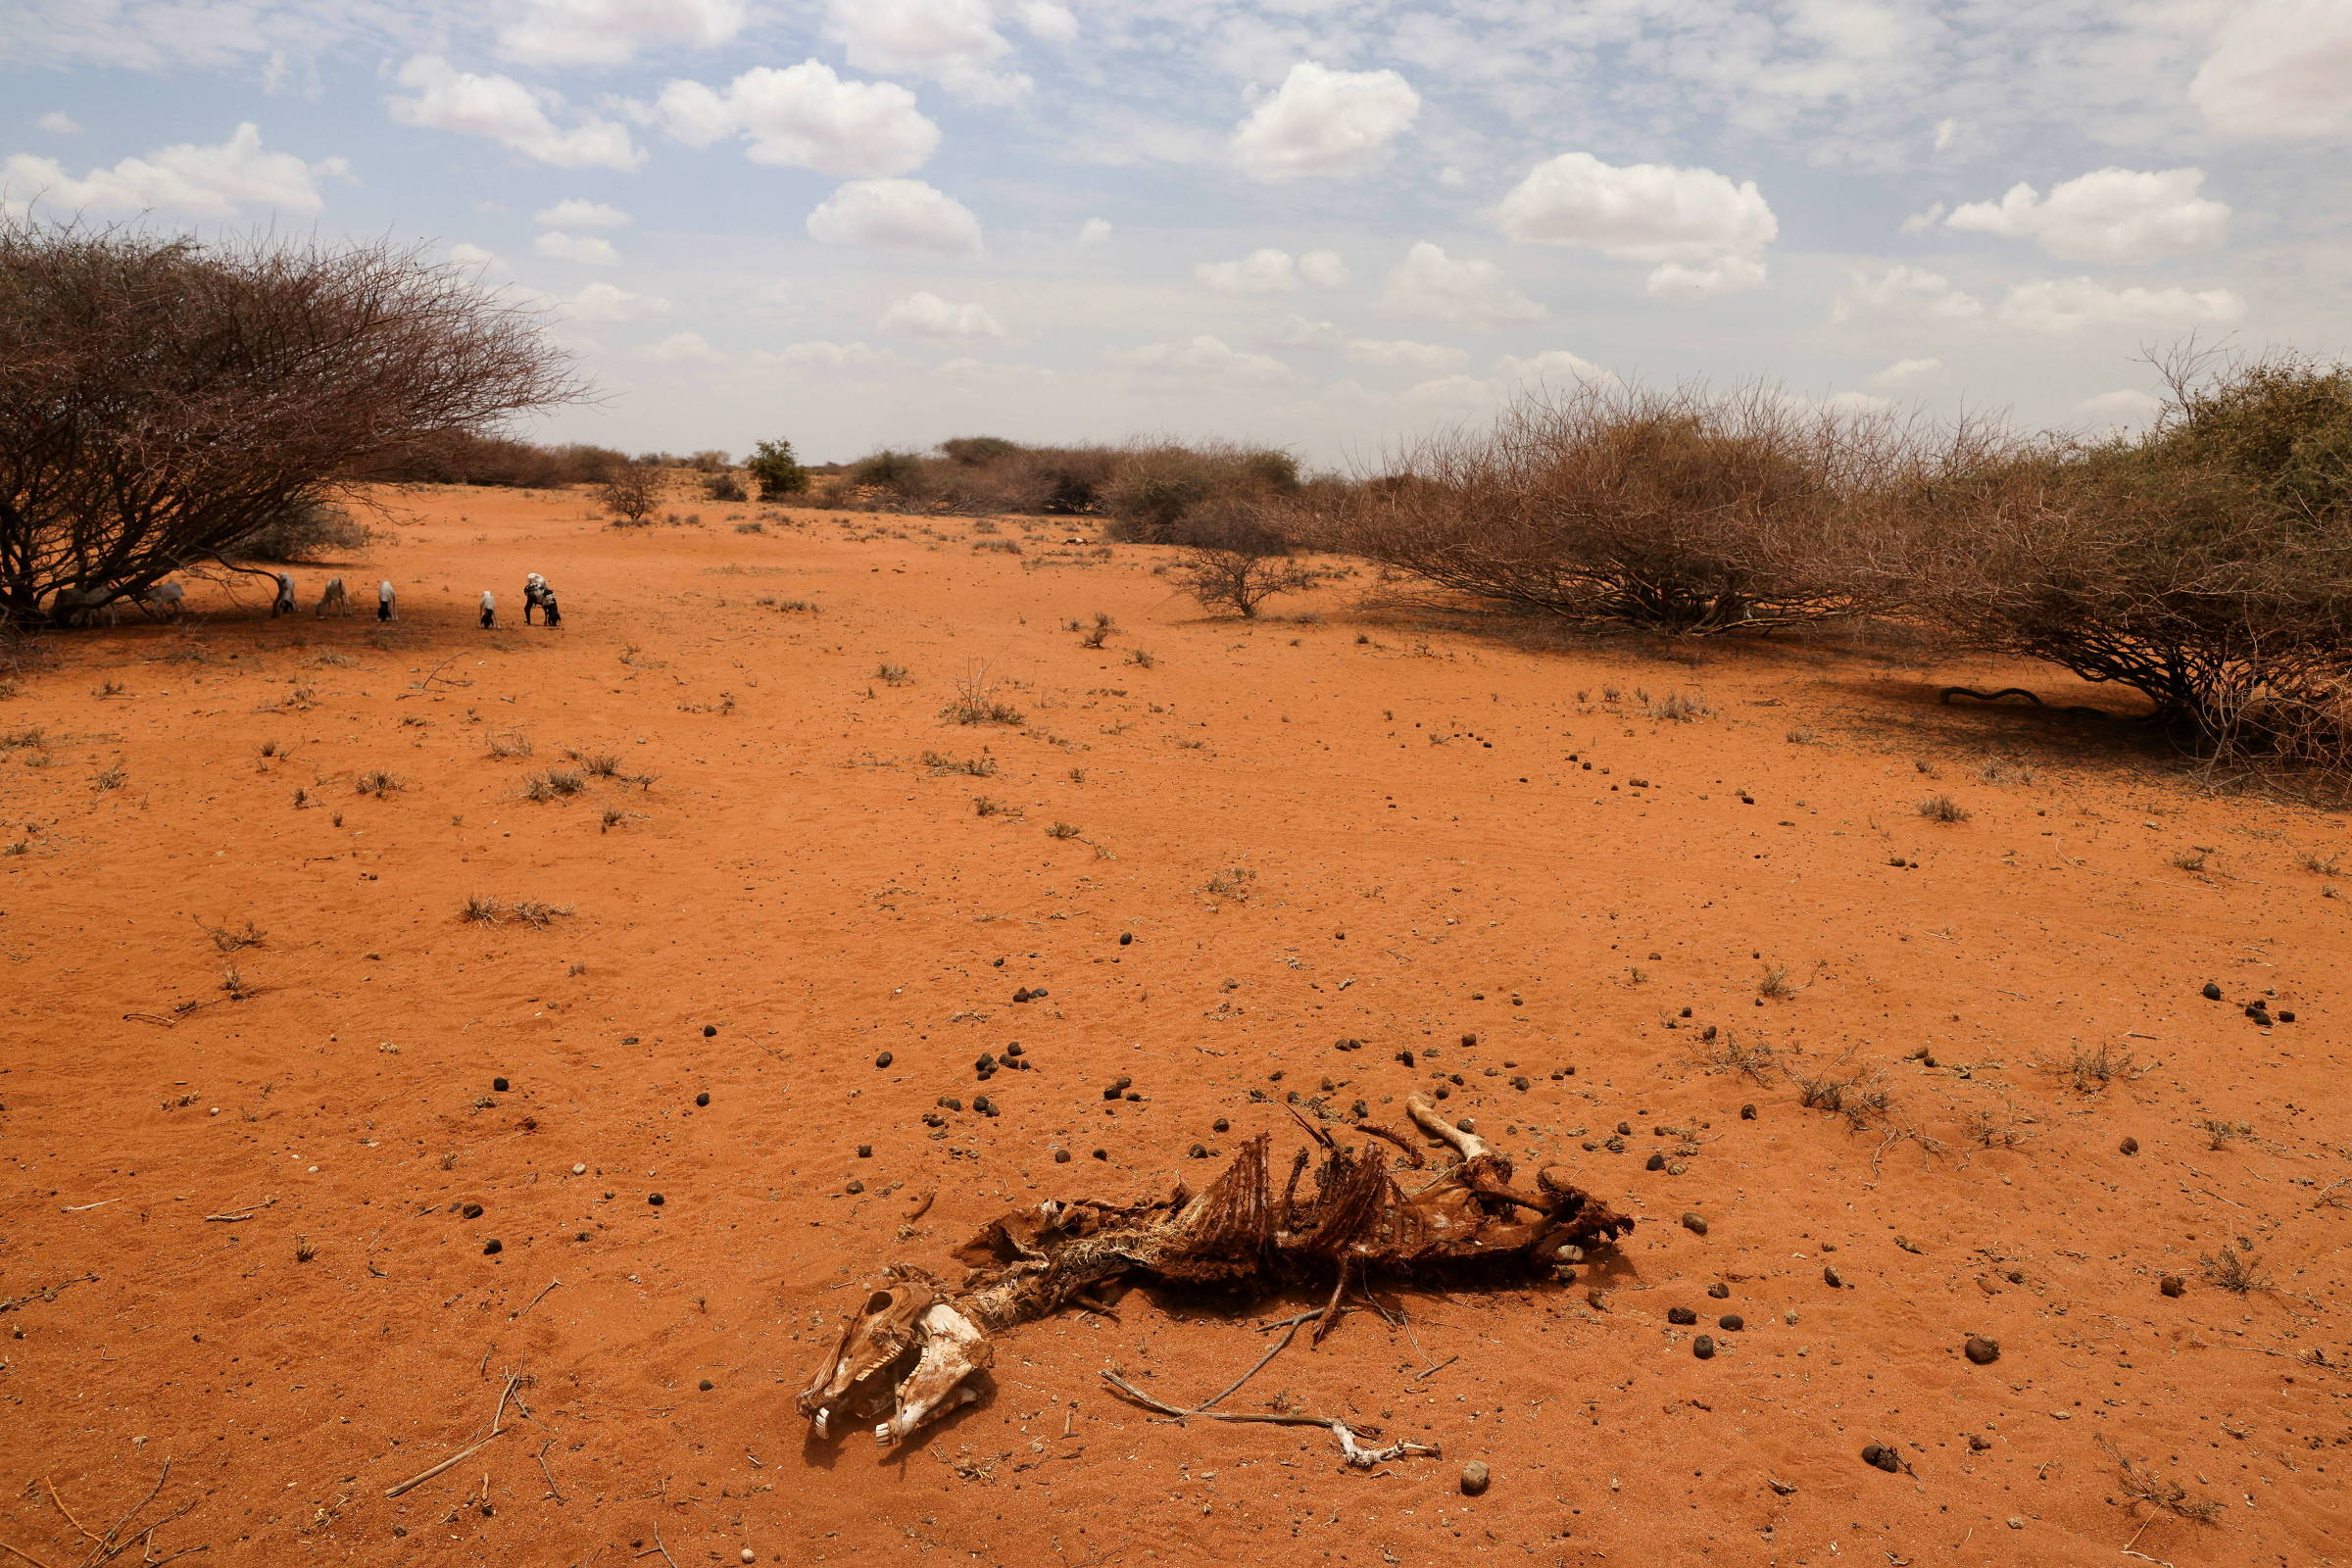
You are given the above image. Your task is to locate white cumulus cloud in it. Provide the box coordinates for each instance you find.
[496,0,745,67]
[1866,357,1942,388]
[564,281,670,322]
[1377,241,1546,329]
[1830,264,1984,325]
[2077,388,2164,424]
[1266,315,1347,349]
[389,56,642,172]
[2,122,347,217]
[1231,61,1420,180]
[1342,338,1468,373]
[654,62,938,177]
[1645,255,1769,301]
[1193,247,1344,294]
[36,111,81,134]
[806,177,982,256]
[1940,168,2229,264]
[1078,217,1111,245]
[1494,349,1616,388]
[534,198,630,227]
[826,0,1031,104]
[635,330,725,364]
[1495,152,1778,263]
[535,229,618,265]
[1996,278,2245,334]
[447,241,504,271]
[2189,0,2352,138]
[878,290,1004,340]
[1107,334,1294,382]
[763,340,904,368]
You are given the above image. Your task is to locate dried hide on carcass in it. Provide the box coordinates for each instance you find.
[799,1094,1633,1450]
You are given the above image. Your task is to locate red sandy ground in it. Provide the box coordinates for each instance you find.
[2,484,2349,1568]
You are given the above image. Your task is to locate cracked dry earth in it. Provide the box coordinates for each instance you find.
[2,482,2349,1567]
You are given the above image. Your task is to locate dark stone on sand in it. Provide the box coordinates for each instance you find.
[462,1202,483,1219]
[2160,1275,2185,1298]
[482,1239,502,1254]
[1460,1462,1490,1496]
[2119,1136,2138,1155]
[704,1025,717,1037]
[875,1052,893,1068]
[1861,1445,1898,1473]
[1964,1336,1999,1364]
[696,1092,710,1107]
[493,1077,509,1092]
[648,1193,664,1205]
[2201,982,2223,1001]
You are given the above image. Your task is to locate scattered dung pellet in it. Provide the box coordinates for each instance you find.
[1861,1445,1899,1473]
[1119,932,1132,946]
[845,1179,863,1194]
[875,1052,893,1068]
[2160,1274,2185,1298]
[1616,1121,1633,1136]
[2201,982,2223,1001]
[1644,1152,1666,1171]
[1740,1103,1756,1120]
[704,1024,717,1037]
[2119,1136,2139,1155]
[482,1239,502,1254]
[857,1145,872,1158]
[1189,1143,1208,1158]
[1968,1434,1991,1452]
[1682,1212,1709,1236]
[1964,1336,2000,1364]
[492,1077,510,1093]
[1824,1265,1843,1288]
[743,1551,756,1564]
[648,1193,665,1206]
[571,1163,586,1175]
[695,1092,710,1107]
[1054,1149,1071,1163]
[1005,1042,1024,1057]
[1691,1335,1716,1359]
[1718,1314,1744,1332]
[974,1096,998,1117]
[1212,1117,1230,1133]
[461,1202,484,1219]
[1459,1461,1490,1496]
[1707,1282,1730,1299]
[699,1379,714,1391]
[1667,1306,1697,1326]
[1090,1149,1107,1160]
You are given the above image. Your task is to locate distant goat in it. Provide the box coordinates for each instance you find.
[52,586,115,627]
[315,577,350,616]
[134,582,186,620]
[377,580,396,621]
[271,573,296,617]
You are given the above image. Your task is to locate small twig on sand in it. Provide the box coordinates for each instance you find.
[203,1199,276,1223]
[905,1190,936,1222]
[397,658,471,699]
[536,1439,565,1502]
[63,1199,120,1214]
[649,1522,679,1568]
[121,1013,178,1028]
[383,1374,521,1497]
[1,1274,96,1313]
[514,1279,562,1320]
[1195,1312,1319,1412]
[1407,1355,1459,1383]
[1100,1371,1439,1469]
[0,1541,59,1568]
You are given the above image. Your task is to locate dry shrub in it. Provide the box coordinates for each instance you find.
[1100,441,1300,545]
[1301,381,1911,635]
[600,461,662,526]
[233,498,372,563]
[361,431,624,487]
[1914,348,2352,769]
[1170,508,1322,618]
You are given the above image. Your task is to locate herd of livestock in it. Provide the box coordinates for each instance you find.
[50,572,564,628]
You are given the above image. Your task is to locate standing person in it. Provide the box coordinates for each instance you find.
[377,580,396,621]
[271,572,296,617]
[523,572,549,623]
[479,590,496,629]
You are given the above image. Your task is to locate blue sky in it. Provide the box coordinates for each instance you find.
[6,0,2349,466]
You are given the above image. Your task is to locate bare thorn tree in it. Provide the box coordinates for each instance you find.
[0,216,586,625]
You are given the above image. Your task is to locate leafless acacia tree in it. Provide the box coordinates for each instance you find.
[0,217,583,624]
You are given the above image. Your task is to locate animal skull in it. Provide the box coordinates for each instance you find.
[797,1271,996,1446]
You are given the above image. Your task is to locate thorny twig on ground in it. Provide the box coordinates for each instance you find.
[1100,1371,1439,1469]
